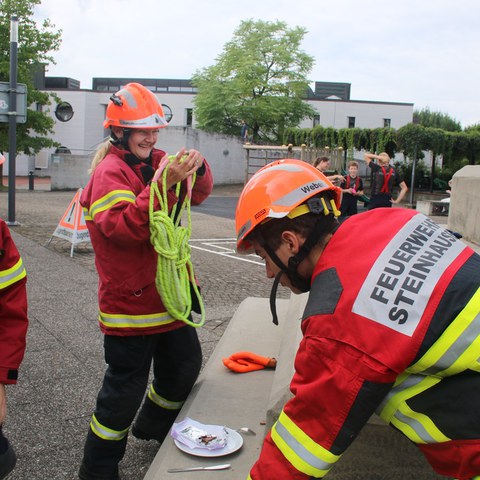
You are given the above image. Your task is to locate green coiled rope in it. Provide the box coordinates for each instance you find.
[149,156,205,327]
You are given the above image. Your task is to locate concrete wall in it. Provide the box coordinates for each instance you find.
[47,127,247,190]
[49,154,91,190]
[448,165,480,244]
[156,127,246,185]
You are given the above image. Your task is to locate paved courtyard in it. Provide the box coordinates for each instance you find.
[0,184,467,479]
[0,185,291,479]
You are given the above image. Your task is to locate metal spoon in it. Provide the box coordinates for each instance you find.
[167,463,231,473]
[236,427,256,436]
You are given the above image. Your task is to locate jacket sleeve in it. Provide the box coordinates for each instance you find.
[82,161,179,247]
[249,333,396,479]
[0,220,28,385]
[191,159,213,206]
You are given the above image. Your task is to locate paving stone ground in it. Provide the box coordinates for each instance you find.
[0,184,469,479]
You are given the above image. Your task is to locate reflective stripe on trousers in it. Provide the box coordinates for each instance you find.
[148,384,184,410]
[90,414,129,441]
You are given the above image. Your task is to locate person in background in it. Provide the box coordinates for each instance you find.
[235,159,480,480]
[240,120,250,143]
[78,83,213,480]
[364,152,408,209]
[313,156,344,186]
[340,160,364,217]
[0,219,28,480]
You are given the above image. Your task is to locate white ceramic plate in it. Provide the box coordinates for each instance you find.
[174,427,243,457]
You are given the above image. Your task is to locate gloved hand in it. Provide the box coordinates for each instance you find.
[222,351,277,373]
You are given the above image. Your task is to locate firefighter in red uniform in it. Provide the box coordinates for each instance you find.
[365,151,408,209]
[78,83,213,480]
[0,219,28,480]
[235,159,480,480]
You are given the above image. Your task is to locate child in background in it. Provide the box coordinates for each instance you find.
[340,161,364,217]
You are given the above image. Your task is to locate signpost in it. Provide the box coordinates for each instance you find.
[0,15,28,225]
[0,82,27,124]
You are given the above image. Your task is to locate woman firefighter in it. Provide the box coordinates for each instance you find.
[79,83,213,480]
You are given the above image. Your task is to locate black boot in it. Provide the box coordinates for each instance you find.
[131,397,179,443]
[78,461,120,480]
[0,442,16,480]
[79,429,125,480]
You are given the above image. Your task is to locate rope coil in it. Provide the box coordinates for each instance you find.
[149,156,205,327]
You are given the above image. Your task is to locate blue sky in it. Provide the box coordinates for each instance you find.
[33,0,479,128]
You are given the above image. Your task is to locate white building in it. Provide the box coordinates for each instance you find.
[7,78,413,176]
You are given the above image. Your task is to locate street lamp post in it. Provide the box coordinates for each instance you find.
[8,14,19,225]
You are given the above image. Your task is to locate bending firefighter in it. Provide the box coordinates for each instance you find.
[79,83,213,480]
[235,159,480,480]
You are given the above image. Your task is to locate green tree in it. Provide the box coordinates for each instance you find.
[0,0,62,156]
[413,107,461,132]
[192,19,315,143]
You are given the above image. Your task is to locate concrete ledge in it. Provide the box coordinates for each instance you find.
[143,297,290,480]
[416,199,449,216]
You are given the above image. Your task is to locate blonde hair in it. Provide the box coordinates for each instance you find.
[89,139,112,174]
[378,152,390,165]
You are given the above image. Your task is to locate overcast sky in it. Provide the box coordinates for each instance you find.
[32,0,479,128]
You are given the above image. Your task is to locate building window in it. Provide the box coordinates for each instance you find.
[348,116,355,128]
[162,104,173,123]
[186,108,193,126]
[313,114,320,127]
[383,118,391,128]
[55,102,74,122]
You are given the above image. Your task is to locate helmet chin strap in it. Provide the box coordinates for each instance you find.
[110,128,131,150]
[260,218,326,325]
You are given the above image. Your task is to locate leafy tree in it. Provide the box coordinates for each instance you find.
[0,0,62,157]
[192,19,315,143]
[413,107,461,132]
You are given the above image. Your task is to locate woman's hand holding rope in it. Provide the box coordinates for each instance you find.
[155,148,204,190]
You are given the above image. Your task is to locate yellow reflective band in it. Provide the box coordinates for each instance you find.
[271,410,340,477]
[147,384,184,410]
[378,374,441,423]
[0,258,26,290]
[82,207,92,221]
[99,310,176,329]
[391,402,450,444]
[88,190,136,220]
[407,287,480,377]
[90,414,128,441]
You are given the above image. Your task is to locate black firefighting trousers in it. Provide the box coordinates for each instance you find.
[81,326,202,477]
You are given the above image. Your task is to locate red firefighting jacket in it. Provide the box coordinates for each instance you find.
[0,219,28,384]
[249,208,480,480]
[80,145,213,336]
